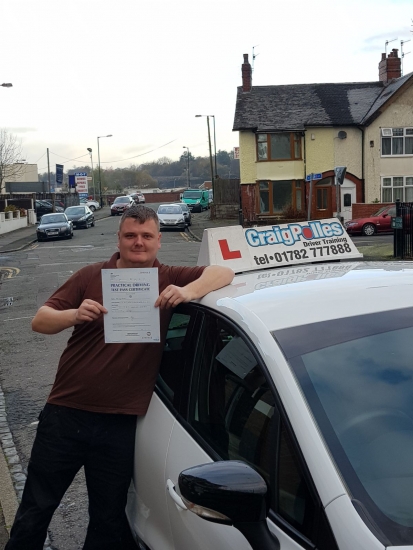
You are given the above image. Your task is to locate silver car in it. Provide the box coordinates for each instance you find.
[157,204,186,230]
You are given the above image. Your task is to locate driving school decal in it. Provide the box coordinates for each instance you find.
[197,219,362,273]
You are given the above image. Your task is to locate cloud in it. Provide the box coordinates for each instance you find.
[362,27,411,52]
[5,127,37,134]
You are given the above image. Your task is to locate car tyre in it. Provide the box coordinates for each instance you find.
[362,223,376,236]
[91,220,95,227]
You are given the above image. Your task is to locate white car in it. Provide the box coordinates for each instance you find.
[127,220,413,550]
[157,204,186,231]
[79,198,100,212]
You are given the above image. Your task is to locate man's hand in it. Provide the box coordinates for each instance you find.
[32,300,108,335]
[154,265,234,310]
[155,285,192,309]
[75,299,108,324]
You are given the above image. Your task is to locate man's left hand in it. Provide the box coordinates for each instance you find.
[155,285,192,309]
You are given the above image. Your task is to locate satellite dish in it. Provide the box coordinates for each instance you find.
[338,131,347,139]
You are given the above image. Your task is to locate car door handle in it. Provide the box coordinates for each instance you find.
[166,479,187,510]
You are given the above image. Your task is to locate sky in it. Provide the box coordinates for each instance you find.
[2,0,412,174]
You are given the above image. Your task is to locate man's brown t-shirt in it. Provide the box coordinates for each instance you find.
[45,252,205,415]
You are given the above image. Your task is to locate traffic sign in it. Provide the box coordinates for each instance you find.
[74,172,87,176]
[306,173,322,181]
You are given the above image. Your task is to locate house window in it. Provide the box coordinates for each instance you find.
[381,128,413,156]
[316,188,328,210]
[381,176,413,202]
[257,133,302,161]
[258,180,303,214]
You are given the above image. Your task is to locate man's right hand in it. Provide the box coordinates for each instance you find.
[32,301,107,335]
[75,299,108,324]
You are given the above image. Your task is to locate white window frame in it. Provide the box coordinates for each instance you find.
[381,127,413,157]
[381,176,413,202]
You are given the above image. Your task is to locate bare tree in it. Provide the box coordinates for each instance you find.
[0,129,24,193]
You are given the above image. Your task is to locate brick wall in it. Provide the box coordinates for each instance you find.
[352,203,393,218]
[241,184,257,223]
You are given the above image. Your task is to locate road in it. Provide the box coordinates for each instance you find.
[0,204,201,549]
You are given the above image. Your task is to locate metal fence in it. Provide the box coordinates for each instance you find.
[393,200,413,259]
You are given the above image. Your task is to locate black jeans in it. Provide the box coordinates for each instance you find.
[6,404,137,550]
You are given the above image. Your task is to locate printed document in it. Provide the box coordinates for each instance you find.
[102,268,160,343]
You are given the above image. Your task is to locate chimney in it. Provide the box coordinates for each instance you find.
[242,53,252,92]
[379,48,401,83]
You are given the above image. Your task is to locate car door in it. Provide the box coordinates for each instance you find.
[164,308,338,550]
[127,308,200,550]
[379,206,395,232]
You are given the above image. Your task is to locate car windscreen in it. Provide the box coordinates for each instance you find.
[273,307,413,546]
[158,206,182,214]
[65,207,85,215]
[114,197,129,203]
[372,206,388,217]
[183,191,202,199]
[179,204,188,211]
[41,215,67,224]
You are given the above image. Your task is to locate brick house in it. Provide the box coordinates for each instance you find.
[233,51,413,225]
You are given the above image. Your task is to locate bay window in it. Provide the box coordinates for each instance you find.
[257,133,302,161]
[258,180,304,215]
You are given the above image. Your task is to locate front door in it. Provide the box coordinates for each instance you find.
[311,178,333,220]
[340,180,356,223]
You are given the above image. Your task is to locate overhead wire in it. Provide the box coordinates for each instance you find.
[36,138,177,172]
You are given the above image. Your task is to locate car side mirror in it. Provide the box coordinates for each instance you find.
[382,213,388,218]
[179,461,279,550]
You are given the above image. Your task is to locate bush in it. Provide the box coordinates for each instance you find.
[281,204,307,220]
[4,204,17,213]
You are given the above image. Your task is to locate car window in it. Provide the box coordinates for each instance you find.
[156,309,198,410]
[41,215,66,224]
[187,313,320,543]
[65,207,85,215]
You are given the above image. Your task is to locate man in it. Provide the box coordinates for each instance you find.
[6,205,234,550]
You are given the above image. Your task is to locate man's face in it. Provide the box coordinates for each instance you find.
[117,218,161,268]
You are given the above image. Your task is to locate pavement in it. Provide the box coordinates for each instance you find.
[0,207,398,545]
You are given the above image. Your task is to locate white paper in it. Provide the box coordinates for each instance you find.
[215,336,256,379]
[102,268,160,343]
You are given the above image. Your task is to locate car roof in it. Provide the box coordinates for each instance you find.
[158,203,183,208]
[198,261,413,332]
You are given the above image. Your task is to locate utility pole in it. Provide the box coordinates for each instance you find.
[47,148,51,194]
[206,117,214,197]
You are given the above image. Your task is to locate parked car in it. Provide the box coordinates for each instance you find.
[345,204,396,236]
[64,205,95,229]
[35,200,64,218]
[157,204,186,230]
[126,220,413,550]
[80,198,100,212]
[178,202,192,226]
[181,189,210,212]
[130,192,145,204]
[36,213,73,241]
[111,196,135,216]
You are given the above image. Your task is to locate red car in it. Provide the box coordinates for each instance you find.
[345,204,396,236]
[110,196,134,216]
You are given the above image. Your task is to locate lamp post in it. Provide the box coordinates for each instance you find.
[97,134,112,207]
[195,114,216,195]
[1,83,12,88]
[87,148,95,200]
[183,146,190,188]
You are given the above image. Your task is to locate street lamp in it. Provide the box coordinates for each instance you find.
[87,148,95,200]
[183,146,190,188]
[195,114,216,195]
[1,83,12,88]
[97,134,112,207]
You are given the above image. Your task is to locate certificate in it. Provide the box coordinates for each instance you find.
[102,268,160,343]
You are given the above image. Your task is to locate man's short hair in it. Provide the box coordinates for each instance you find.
[119,205,160,231]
